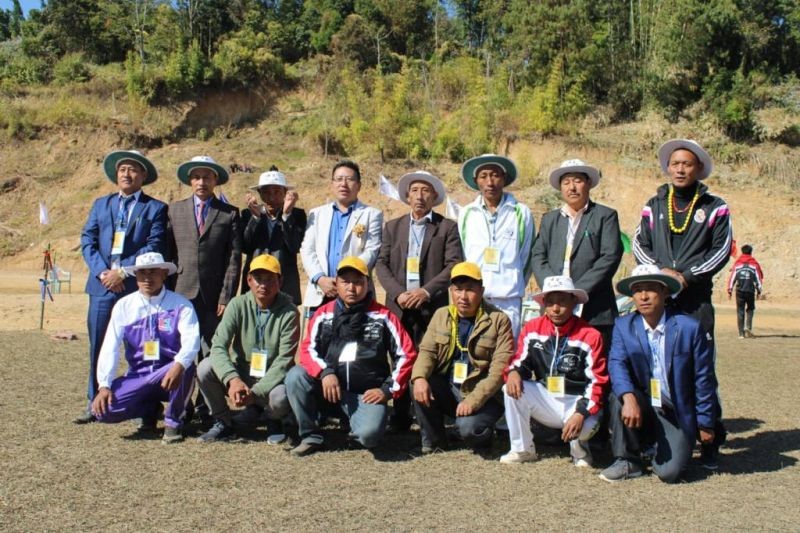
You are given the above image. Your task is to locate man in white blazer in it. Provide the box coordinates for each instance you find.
[301,160,383,309]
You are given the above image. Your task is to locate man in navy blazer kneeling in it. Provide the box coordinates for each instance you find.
[600,265,719,483]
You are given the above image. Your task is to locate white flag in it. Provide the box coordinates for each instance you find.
[379,174,401,201]
[39,202,50,225]
[446,196,461,220]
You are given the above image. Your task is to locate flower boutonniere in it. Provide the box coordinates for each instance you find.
[353,223,367,238]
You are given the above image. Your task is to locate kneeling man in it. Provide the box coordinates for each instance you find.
[286,257,416,456]
[411,262,514,453]
[197,254,299,443]
[91,253,200,443]
[600,265,718,483]
[502,276,608,466]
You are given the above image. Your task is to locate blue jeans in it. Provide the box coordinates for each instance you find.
[285,365,388,448]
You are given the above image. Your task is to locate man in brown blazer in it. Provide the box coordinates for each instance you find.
[375,170,463,430]
[168,156,242,361]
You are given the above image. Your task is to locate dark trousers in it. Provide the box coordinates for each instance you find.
[735,290,756,335]
[190,293,221,360]
[86,292,122,403]
[413,374,504,449]
[608,391,690,483]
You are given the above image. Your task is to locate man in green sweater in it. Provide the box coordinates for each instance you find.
[197,254,300,443]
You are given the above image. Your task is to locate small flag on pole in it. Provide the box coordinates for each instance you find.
[446,196,461,220]
[379,174,401,201]
[39,202,50,225]
[620,231,631,254]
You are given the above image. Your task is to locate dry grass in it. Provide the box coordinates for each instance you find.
[0,305,798,532]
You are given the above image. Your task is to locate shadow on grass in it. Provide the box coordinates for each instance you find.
[721,427,799,474]
[751,334,800,339]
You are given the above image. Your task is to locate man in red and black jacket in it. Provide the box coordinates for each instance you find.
[285,256,417,456]
[500,276,609,466]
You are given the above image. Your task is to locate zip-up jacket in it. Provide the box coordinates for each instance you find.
[299,298,417,398]
[504,315,608,417]
[633,182,732,298]
[726,254,763,294]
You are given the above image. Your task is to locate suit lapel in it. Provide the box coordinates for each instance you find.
[635,315,653,374]
[551,213,569,268]
[200,198,220,239]
[419,212,439,263]
[664,312,677,379]
[316,205,334,268]
[126,194,146,236]
[569,202,594,257]
[397,215,411,278]
[342,202,366,251]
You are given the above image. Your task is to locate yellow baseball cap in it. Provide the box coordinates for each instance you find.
[450,262,482,282]
[336,256,369,277]
[249,254,281,275]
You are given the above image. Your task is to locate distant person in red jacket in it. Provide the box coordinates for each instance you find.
[727,244,764,338]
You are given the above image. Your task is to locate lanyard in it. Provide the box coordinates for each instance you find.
[140,292,162,341]
[648,330,662,375]
[480,208,498,245]
[255,307,270,350]
[449,306,483,361]
[410,219,426,252]
[549,327,570,377]
[117,196,132,230]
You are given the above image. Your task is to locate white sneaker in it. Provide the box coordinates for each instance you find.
[570,439,593,467]
[500,450,538,464]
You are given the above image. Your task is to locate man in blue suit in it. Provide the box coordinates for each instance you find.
[75,150,168,424]
[600,264,719,483]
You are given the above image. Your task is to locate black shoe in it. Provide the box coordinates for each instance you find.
[232,405,264,427]
[198,420,235,443]
[700,444,719,471]
[73,410,96,425]
[290,441,323,457]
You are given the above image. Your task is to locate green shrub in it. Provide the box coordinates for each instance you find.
[52,53,92,85]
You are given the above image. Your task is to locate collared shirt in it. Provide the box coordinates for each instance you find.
[192,194,214,230]
[117,190,142,228]
[559,202,589,277]
[96,287,200,389]
[406,211,433,290]
[642,313,672,408]
[326,202,356,278]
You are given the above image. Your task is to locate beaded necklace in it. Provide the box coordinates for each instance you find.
[667,185,700,234]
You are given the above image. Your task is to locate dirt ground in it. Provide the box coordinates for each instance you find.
[0,270,799,531]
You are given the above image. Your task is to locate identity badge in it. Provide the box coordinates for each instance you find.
[406,257,420,281]
[650,378,662,407]
[483,247,500,272]
[111,231,125,255]
[250,349,269,378]
[452,361,469,384]
[546,375,565,397]
[339,342,358,363]
[143,339,160,361]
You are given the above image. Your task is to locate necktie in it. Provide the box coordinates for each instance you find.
[117,195,134,230]
[196,200,206,234]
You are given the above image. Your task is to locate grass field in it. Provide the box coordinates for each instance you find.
[1,306,798,531]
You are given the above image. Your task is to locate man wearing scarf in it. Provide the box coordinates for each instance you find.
[286,256,417,456]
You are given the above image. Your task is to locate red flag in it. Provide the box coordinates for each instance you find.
[730,238,738,258]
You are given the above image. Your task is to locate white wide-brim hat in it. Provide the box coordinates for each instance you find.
[103,150,158,185]
[460,154,518,191]
[124,252,177,276]
[177,155,229,185]
[397,170,446,207]
[249,170,292,190]
[532,275,589,306]
[549,159,601,190]
[658,139,713,180]
[616,264,682,298]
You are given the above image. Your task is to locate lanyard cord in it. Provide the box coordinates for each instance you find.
[548,327,569,377]
[449,305,483,362]
[255,307,270,350]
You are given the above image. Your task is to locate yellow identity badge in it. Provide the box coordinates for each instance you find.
[650,378,662,407]
[453,361,469,384]
[250,350,268,378]
[547,376,565,397]
[111,230,125,255]
[143,339,160,361]
[406,257,420,281]
[483,247,500,272]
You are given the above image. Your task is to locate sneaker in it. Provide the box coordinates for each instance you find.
[232,405,264,426]
[738,335,745,339]
[599,458,643,482]
[744,329,753,338]
[162,426,184,444]
[570,440,593,468]
[136,417,158,433]
[420,445,446,455]
[265,420,287,445]
[198,420,235,443]
[499,450,538,464]
[700,444,719,471]
[290,441,323,457]
[73,410,96,425]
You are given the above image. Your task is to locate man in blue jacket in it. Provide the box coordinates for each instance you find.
[600,265,718,483]
[76,150,168,424]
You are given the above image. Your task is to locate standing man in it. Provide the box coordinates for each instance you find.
[531,159,623,347]
[197,254,299,443]
[458,154,535,337]
[633,139,733,338]
[77,149,168,424]
[241,167,306,305]
[91,253,200,443]
[411,262,514,453]
[375,170,463,431]
[301,160,383,310]
[726,244,764,338]
[600,265,719,482]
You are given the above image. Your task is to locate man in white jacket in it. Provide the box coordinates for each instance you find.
[458,154,535,337]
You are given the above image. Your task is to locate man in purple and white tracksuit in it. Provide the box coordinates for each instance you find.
[91,252,200,443]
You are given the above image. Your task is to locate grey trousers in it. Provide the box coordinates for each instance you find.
[196,357,290,425]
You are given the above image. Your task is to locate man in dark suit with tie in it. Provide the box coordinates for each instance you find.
[530,159,623,347]
[375,170,463,430]
[167,155,242,361]
[77,150,168,424]
[241,168,306,305]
